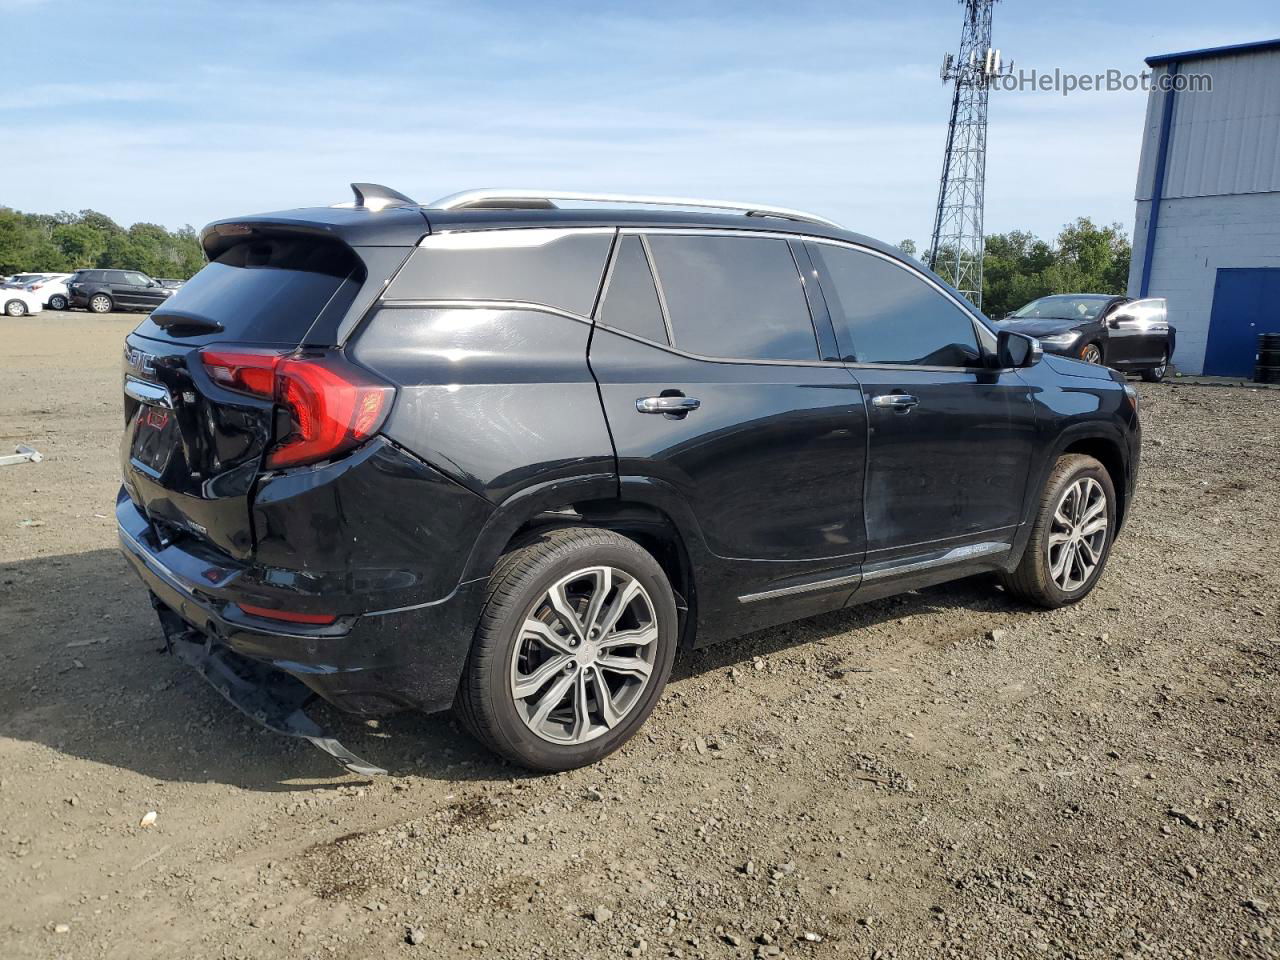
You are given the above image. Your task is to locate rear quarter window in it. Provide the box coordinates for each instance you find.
[384,228,613,318]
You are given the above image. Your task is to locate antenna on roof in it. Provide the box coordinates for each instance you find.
[349,183,417,211]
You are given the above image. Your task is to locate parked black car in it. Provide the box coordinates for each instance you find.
[68,269,176,314]
[999,294,1175,382]
[116,184,1141,773]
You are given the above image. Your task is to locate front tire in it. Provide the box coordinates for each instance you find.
[1140,350,1168,382]
[4,299,27,317]
[1000,454,1116,608]
[48,294,68,311]
[89,294,113,314]
[456,527,678,771]
[1079,342,1104,365]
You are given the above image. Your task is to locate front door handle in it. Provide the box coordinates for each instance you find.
[871,393,919,412]
[636,395,701,416]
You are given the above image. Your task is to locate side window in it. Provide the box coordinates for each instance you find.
[385,228,612,318]
[645,235,818,361]
[124,272,149,286]
[597,235,669,345]
[809,244,981,367]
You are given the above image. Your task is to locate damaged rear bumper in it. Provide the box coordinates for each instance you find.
[116,491,489,775]
[154,603,386,776]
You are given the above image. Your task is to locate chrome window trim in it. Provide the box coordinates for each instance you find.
[636,234,676,347]
[375,298,595,325]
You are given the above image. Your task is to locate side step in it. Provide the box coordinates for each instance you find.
[157,606,386,777]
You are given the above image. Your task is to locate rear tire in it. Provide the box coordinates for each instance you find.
[89,294,113,314]
[456,527,678,771]
[1140,350,1168,382]
[48,294,68,311]
[4,299,27,317]
[1000,454,1116,608]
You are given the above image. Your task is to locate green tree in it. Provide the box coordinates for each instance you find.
[981,219,1131,319]
[0,205,208,278]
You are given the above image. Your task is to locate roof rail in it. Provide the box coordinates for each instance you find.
[427,189,842,229]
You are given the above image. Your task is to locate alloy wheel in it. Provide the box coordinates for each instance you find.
[1151,354,1167,378]
[509,566,660,745]
[50,295,67,310]
[1047,476,1108,592]
[5,300,26,317]
[1080,343,1103,364]
[91,295,111,313]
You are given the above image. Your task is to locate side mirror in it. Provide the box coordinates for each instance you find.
[1107,313,1131,329]
[997,330,1042,368]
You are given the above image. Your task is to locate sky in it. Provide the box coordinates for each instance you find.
[2,0,1277,246]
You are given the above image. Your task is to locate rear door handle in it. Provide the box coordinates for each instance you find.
[636,396,701,415]
[871,394,919,412]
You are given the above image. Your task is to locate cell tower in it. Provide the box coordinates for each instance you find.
[928,0,1010,309]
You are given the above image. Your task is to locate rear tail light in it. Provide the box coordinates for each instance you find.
[200,348,394,469]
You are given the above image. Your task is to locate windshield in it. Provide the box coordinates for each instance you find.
[1011,295,1111,321]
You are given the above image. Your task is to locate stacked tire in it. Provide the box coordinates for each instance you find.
[1257,333,1280,384]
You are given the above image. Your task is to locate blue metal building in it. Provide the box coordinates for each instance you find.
[1128,39,1280,376]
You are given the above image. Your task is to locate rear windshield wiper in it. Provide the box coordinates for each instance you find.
[151,311,224,334]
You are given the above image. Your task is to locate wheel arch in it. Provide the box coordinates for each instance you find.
[461,476,706,652]
[1058,433,1129,529]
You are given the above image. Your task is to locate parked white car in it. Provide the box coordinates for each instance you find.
[2,287,45,317]
[1,273,48,288]
[24,273,74,310]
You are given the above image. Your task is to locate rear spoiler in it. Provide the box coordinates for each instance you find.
[200,206,430,261]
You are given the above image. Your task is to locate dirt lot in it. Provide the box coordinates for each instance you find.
[2,311,1278,960]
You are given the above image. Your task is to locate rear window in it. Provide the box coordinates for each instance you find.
[137,237,363,344]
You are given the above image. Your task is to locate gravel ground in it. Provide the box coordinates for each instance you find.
[2,312,1278,960]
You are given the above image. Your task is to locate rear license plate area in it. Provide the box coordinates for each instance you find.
[129,404,178,476]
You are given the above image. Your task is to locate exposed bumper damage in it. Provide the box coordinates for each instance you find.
[154,602,386,777]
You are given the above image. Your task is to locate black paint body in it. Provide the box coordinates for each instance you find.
[117,203,1141,717]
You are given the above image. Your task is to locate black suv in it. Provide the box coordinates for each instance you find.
[68,268,175,313]
[117,184,1140,773]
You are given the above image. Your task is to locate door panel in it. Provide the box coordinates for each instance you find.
[853,369,1037,561]
[1106,298,1167,366]
[803,240,1038,563]
[1206,268,1280,377]
[592,329,867,566]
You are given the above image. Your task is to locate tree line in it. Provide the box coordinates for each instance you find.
[899,217,1132,319]
[0,206,206,279]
